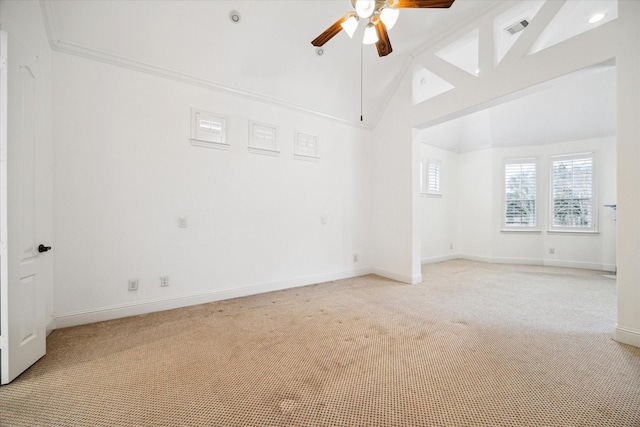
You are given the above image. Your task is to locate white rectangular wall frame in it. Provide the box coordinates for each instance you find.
[294,130,320,161]
[248,120,279,156]
[190,108,229,150]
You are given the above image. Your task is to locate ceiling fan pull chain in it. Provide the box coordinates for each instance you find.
[360,41,363,122]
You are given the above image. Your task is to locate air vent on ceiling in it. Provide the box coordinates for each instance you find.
[504,19,529,36]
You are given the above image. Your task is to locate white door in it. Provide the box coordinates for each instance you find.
[0,31,47,385]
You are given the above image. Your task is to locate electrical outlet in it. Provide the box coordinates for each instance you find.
[128,279,139,291]
[160,276,169,287]
[450,243,454,250]
[353,254,358,262]
[549,248,555,255]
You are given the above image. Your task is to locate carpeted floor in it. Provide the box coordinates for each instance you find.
[1,260,639,426]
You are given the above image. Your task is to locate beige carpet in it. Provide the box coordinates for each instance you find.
[1,260,639,426]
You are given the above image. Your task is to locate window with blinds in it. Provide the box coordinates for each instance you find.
[550,153,595,230]
[504,158,537,227]
[427,161,441,194]
[420,159,441,195]
[190,108,228,150]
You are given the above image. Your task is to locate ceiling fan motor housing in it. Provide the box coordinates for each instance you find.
[350,0,394,16]
[313,0,455,57]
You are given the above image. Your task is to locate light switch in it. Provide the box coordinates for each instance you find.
[178,217,188,228]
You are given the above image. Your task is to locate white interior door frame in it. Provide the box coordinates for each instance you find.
[0,31,9,381]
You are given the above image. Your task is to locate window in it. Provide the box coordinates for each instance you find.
[421,159,441,196]
[190,108,228,150]
[248,120,279,156]
[504,158,537,228]
[550,153,595,231]
[294,130,320,161]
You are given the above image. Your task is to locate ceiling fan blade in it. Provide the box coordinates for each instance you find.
[311,15,348,47]
[375,21,393,57]
[393,0,455,8]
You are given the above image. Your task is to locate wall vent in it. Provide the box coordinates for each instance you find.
[504,19,529,36]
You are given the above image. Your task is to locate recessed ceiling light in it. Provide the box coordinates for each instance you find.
[588,13,605,24]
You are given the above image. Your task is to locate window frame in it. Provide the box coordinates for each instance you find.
[190,108,229,150]
[502,157,539,231]
[420,158,442,197]
[548,152,597,233]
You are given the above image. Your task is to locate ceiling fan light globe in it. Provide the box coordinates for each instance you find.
[362,23,379,45]
[355,0,375,19]
[380,7,399,30]
[341,15,359,38]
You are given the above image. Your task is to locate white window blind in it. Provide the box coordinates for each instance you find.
[550,153,594,230]
[504,159,537,227]
[421,159,441,195]
[428,161,441,194]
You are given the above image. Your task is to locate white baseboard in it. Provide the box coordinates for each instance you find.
[455,254,614,272]
[543,259,615,272]
[458,254,543,266]
[614,325,640,348]
[371,268,421,284]
[45,317,56,337]
[421,254,459,264]
[54,268,371,329]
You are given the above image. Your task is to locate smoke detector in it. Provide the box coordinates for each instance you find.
[229,10,241,24]
[504,19,529,36]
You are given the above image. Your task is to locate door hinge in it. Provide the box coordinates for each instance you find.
[0,57,6,70]
[0,335,7,350]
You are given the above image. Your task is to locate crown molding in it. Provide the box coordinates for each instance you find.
[39,0,60,51]
[38,0,373,131]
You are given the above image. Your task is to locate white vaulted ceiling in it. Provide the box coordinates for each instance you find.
[418,63,616,153]
[42,0,497,128]
[42,0,616,141]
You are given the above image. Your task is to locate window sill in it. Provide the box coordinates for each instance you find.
[421,192,442,198]
[547,230,599,235]
[190,139,230,150]
[501,229,542,234]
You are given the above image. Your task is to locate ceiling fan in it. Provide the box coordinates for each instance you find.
[311,0,455,57]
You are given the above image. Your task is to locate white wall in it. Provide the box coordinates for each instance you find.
[614,0,640,347]
[0,0,55,332]
[496,138,616,271]
[419,137,616,271]
[457,149,494,260]
[53,53,372,326]
[418,144,458,263]
[370,72,419,284]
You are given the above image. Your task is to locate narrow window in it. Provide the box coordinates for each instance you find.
[504,158,537,228]
[427,160,441,195]
[550,153,595,231]
[421,159,441,196]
